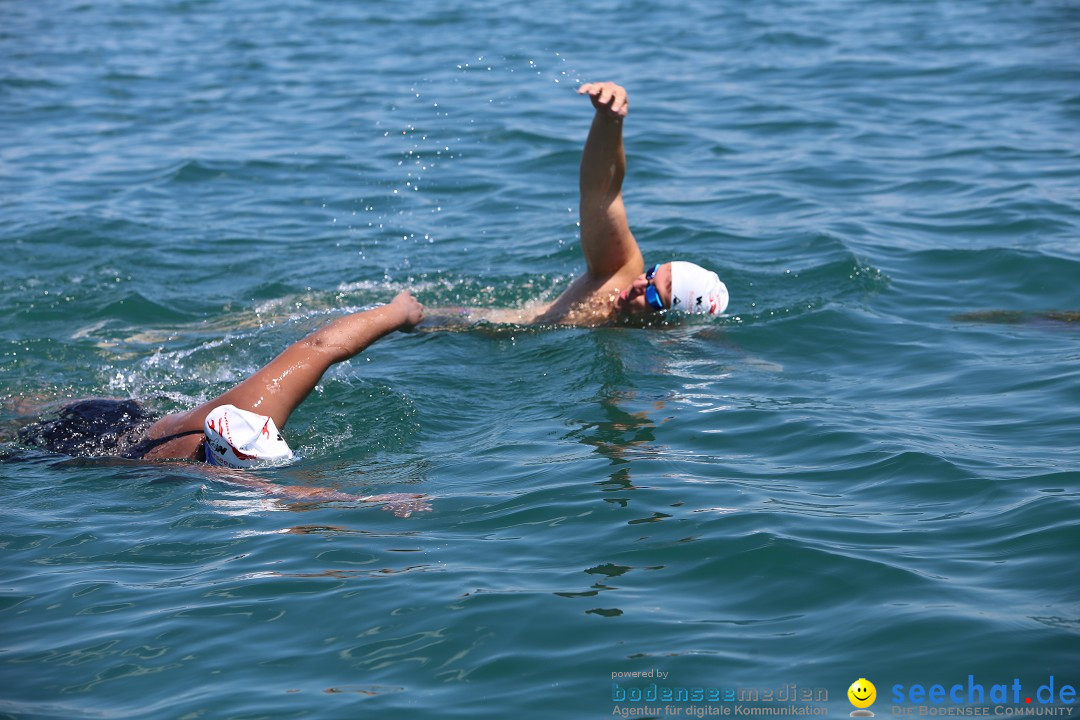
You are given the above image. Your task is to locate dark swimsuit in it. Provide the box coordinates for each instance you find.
[18,398,203,460]
[123,428,205,460]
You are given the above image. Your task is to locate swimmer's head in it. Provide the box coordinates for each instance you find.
[615,261,728,316]
[204,404,294,468]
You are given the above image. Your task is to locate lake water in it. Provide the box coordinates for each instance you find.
[1,0,1078,718]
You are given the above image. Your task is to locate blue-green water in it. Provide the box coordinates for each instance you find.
[2,1,1078,718]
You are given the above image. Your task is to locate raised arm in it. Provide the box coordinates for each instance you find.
[577,82,643,279]
[149,292,424,442]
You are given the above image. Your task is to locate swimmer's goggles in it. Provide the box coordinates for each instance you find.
[645,264,666,311]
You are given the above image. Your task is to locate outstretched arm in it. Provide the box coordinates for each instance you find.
[577,82,643,280]
[151,292,424,442]
[199,466,432,516]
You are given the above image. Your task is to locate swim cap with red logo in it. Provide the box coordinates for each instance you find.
[203,404,294,468]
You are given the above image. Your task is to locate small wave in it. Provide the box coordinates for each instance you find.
[883,246,1080,312]
[724,255,887,327]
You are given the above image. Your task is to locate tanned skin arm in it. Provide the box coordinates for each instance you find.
[142,292,424,458]
[577,82,643,280]
[534,82,645,324]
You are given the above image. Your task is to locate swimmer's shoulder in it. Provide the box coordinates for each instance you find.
[533,274,627,327]
[137,411,205,461]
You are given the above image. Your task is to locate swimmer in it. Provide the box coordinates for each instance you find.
[535,81,729,325]
[426,82,729,328]
[18,292,424,475]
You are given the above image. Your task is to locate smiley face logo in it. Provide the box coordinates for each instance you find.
[848,678,876,709]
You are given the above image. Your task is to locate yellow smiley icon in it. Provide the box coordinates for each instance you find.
[848,678,876,709]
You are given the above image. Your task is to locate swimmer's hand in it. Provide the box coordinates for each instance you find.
[360,492,433,518]
[389,291,425,331]
[579,81,628,119]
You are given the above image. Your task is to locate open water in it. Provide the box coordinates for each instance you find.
[1,1,1078,718]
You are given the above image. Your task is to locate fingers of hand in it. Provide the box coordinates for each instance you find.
[578,82,627,117]
[610,91,627,116]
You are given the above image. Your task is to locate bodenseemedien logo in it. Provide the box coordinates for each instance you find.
[848,678,876,717]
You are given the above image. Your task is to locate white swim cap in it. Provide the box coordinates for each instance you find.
[668,260,729,315]
[203,404,294,468]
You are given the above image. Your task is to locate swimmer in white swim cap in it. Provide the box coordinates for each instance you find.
[19,292,425,468]
[530,81,728,326]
